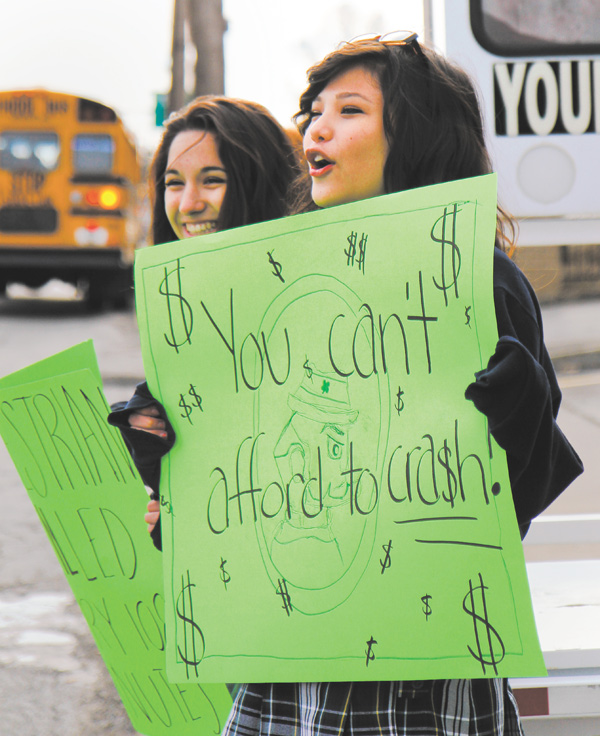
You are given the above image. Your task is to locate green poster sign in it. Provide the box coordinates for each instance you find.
[0,342,232,735]
[135,175,546,683]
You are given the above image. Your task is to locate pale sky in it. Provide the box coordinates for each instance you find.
[1,0,424,153]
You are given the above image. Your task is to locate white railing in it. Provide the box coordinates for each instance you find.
[511,514,600,735]
[523,513,600,547]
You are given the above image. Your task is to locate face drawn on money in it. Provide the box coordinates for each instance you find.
[253,276,391,614]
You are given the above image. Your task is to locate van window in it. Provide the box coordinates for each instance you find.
[471,0,600,56]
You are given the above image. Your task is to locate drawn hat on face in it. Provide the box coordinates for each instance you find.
[287,362,358,425]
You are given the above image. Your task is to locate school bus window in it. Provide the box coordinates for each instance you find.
[471,0,600,57]
[72,134,114,174]
[77,97,117,123]
[0,132,60,172]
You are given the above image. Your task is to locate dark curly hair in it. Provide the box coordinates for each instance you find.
[149,96,303,245]
[294,39,514,250]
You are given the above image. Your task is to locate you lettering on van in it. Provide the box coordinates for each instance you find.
[494,60,600,136]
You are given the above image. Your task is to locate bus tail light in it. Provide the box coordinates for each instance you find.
[84,190,100,207]
[83,187,121,210]
[99,187,120,209]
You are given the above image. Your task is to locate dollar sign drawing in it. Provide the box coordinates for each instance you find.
[303,358,313,379]
[395,387,405,414]
[465,305,472,328]
[219,557,230,589]
[159,260,194,352]
[345,231,357,265]
[431,204,462,306]
[462,573,505,675]
[159,494,173,515]
[188,384,203,410]
[276,578,293,616]
[179,393,193,422]
[176,570,205,678]
[267,251,285,283]
[179,384,203,423]
[438,439,458,506]
[380,540,392,574]
[356,233,367,273]
[421,594,432,620]
[365,636,377,666]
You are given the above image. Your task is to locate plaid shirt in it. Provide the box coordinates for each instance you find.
[222,680,524,736]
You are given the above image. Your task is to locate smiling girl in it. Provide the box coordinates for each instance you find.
[163,128,227,239]
[222,33,582,736]
[150,96,301,243]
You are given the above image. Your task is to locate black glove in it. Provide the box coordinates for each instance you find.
[108,381,174,551]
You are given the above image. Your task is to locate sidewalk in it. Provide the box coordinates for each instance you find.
[541,297,600,373]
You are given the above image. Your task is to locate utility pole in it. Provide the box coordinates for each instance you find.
[168,0,186,114]
[188,0,226,97]
[167,0,226,116]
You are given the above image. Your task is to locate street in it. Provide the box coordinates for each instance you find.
[0,288,598,735]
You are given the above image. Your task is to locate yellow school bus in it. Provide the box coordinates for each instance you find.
[0,89,143,308]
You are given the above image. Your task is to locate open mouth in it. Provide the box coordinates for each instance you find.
[307,151,334,174]
[183,221,218,237]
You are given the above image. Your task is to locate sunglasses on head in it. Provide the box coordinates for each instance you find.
[338,30,424,56]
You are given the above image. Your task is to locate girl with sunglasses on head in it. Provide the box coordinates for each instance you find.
[108,96,304,547]
[222,32,583,736]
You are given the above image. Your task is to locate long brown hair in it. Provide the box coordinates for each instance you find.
[294,39,515,250]
[149,96,302,245]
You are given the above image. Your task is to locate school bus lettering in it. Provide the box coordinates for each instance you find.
[45,98,69,117]
[0,95,34,119]
[0,95,70,122]
[494,60,600,136]
[10,171,47,201]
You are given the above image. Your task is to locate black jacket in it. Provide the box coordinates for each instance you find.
[465,248,583,536]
